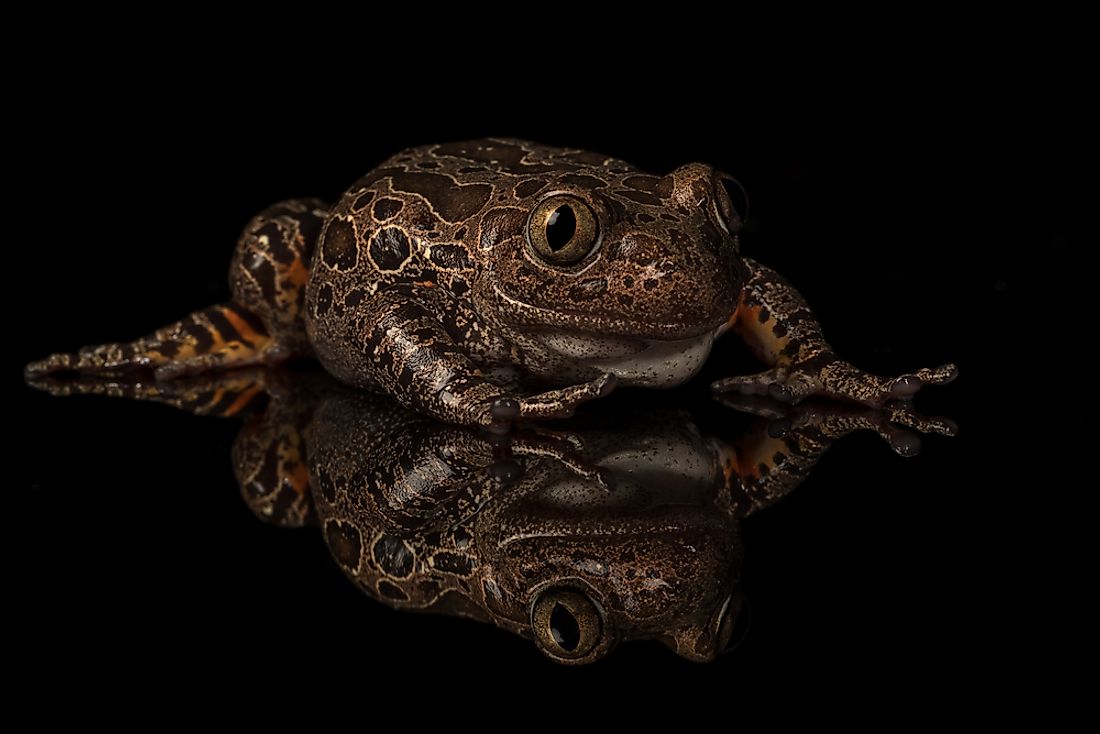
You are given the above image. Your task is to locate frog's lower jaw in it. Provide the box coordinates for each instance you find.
[539,331,716,388]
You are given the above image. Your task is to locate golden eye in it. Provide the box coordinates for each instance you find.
[713,174,749,234]
[527,195,600,265]
[530,588,607,663]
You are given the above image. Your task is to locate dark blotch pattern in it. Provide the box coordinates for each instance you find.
[624,174,672,197]
[352,190,375,211]
[514,179,548,198]
[373,197,404,221]
[377,580,409,601]
[616,189,664,206]
[430,551,475,577]
[387,171,492,223]
[368,227,411,271]
[429,244,473,271]
[373,534,415,578]
[325,520,363,572]
[478,206,525,250]
[321,217,358,271]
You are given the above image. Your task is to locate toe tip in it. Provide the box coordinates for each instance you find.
[889,375,923,398]
[939,417,960,436]
[490,397,520,421]
[24,355,68,380]
[890,432,923,457]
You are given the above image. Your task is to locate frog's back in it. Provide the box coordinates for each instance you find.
[310,138,639,290]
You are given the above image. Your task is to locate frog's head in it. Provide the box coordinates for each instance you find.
[474,142,748,386]
[481,480,746,664]
[527,584,749,665]
[474,419,748,664]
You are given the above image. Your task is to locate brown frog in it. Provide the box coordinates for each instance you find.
[26,139,957,428]
[30,368,956,663]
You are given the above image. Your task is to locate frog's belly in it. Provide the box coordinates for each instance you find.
[539,331,715,388]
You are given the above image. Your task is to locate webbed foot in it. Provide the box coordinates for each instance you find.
[716,392,958,457]
[713,358,958,408]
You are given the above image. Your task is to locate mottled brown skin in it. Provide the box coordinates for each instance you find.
[28,368,956,663]
[26,139,957,427]
[302,391,955,663]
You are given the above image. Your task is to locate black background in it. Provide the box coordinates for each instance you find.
[9,37,1082,710]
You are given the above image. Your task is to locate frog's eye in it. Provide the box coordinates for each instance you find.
[530,587,611,663]
[527,195,600,266]
[713,174,749,234]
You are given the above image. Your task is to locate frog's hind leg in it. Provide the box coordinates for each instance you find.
[25,302,281,380]
[25,199,329,381]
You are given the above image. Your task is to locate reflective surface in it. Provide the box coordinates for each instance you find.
[10,82,1076,700]
[24,367,955,664]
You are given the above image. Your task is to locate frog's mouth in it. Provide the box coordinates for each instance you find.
[538,331,715,388]
[490,285,729,341]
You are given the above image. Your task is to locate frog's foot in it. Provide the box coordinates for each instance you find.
[510,432,616,491]
[24,303,292,382]
[26,367,271,416]
[713,358,958,408]
[484,373,618,434]
[718,393,958,457]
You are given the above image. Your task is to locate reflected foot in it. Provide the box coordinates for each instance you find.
[716,393,957,457]
[25,368,271,417]
[486,372,617,434]
[713,357,958,407]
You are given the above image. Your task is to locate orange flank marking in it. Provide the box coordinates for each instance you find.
[736,305,764,328]
[286,258,309,288]
[732,299,791,363]
[222,384,264,417]
[289,461,310,496]
[717,293,748,336]
[413,280,436,288]
[718,444,742,484]
[222,308,267,343]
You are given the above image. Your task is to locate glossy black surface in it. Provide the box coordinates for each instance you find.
[11,55,1079,704]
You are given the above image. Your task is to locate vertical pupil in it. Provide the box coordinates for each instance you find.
[545,205,577,250]
[549,603,581,651]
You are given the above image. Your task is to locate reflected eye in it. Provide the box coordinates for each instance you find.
[716,592,751,655]
[713,174,749,234]
[528,195,600,265]
[530,588,607,663]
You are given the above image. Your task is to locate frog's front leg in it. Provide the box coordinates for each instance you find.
[712,258,957,405]
[316,290,615,430]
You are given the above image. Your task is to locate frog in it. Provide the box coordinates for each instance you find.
[25,139,957,429]
[27,367,957,663]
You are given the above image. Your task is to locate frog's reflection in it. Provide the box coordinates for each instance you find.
[30,370,955,664]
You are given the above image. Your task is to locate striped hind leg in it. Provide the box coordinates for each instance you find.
[26,302,282,379]
[26,198,328,380]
